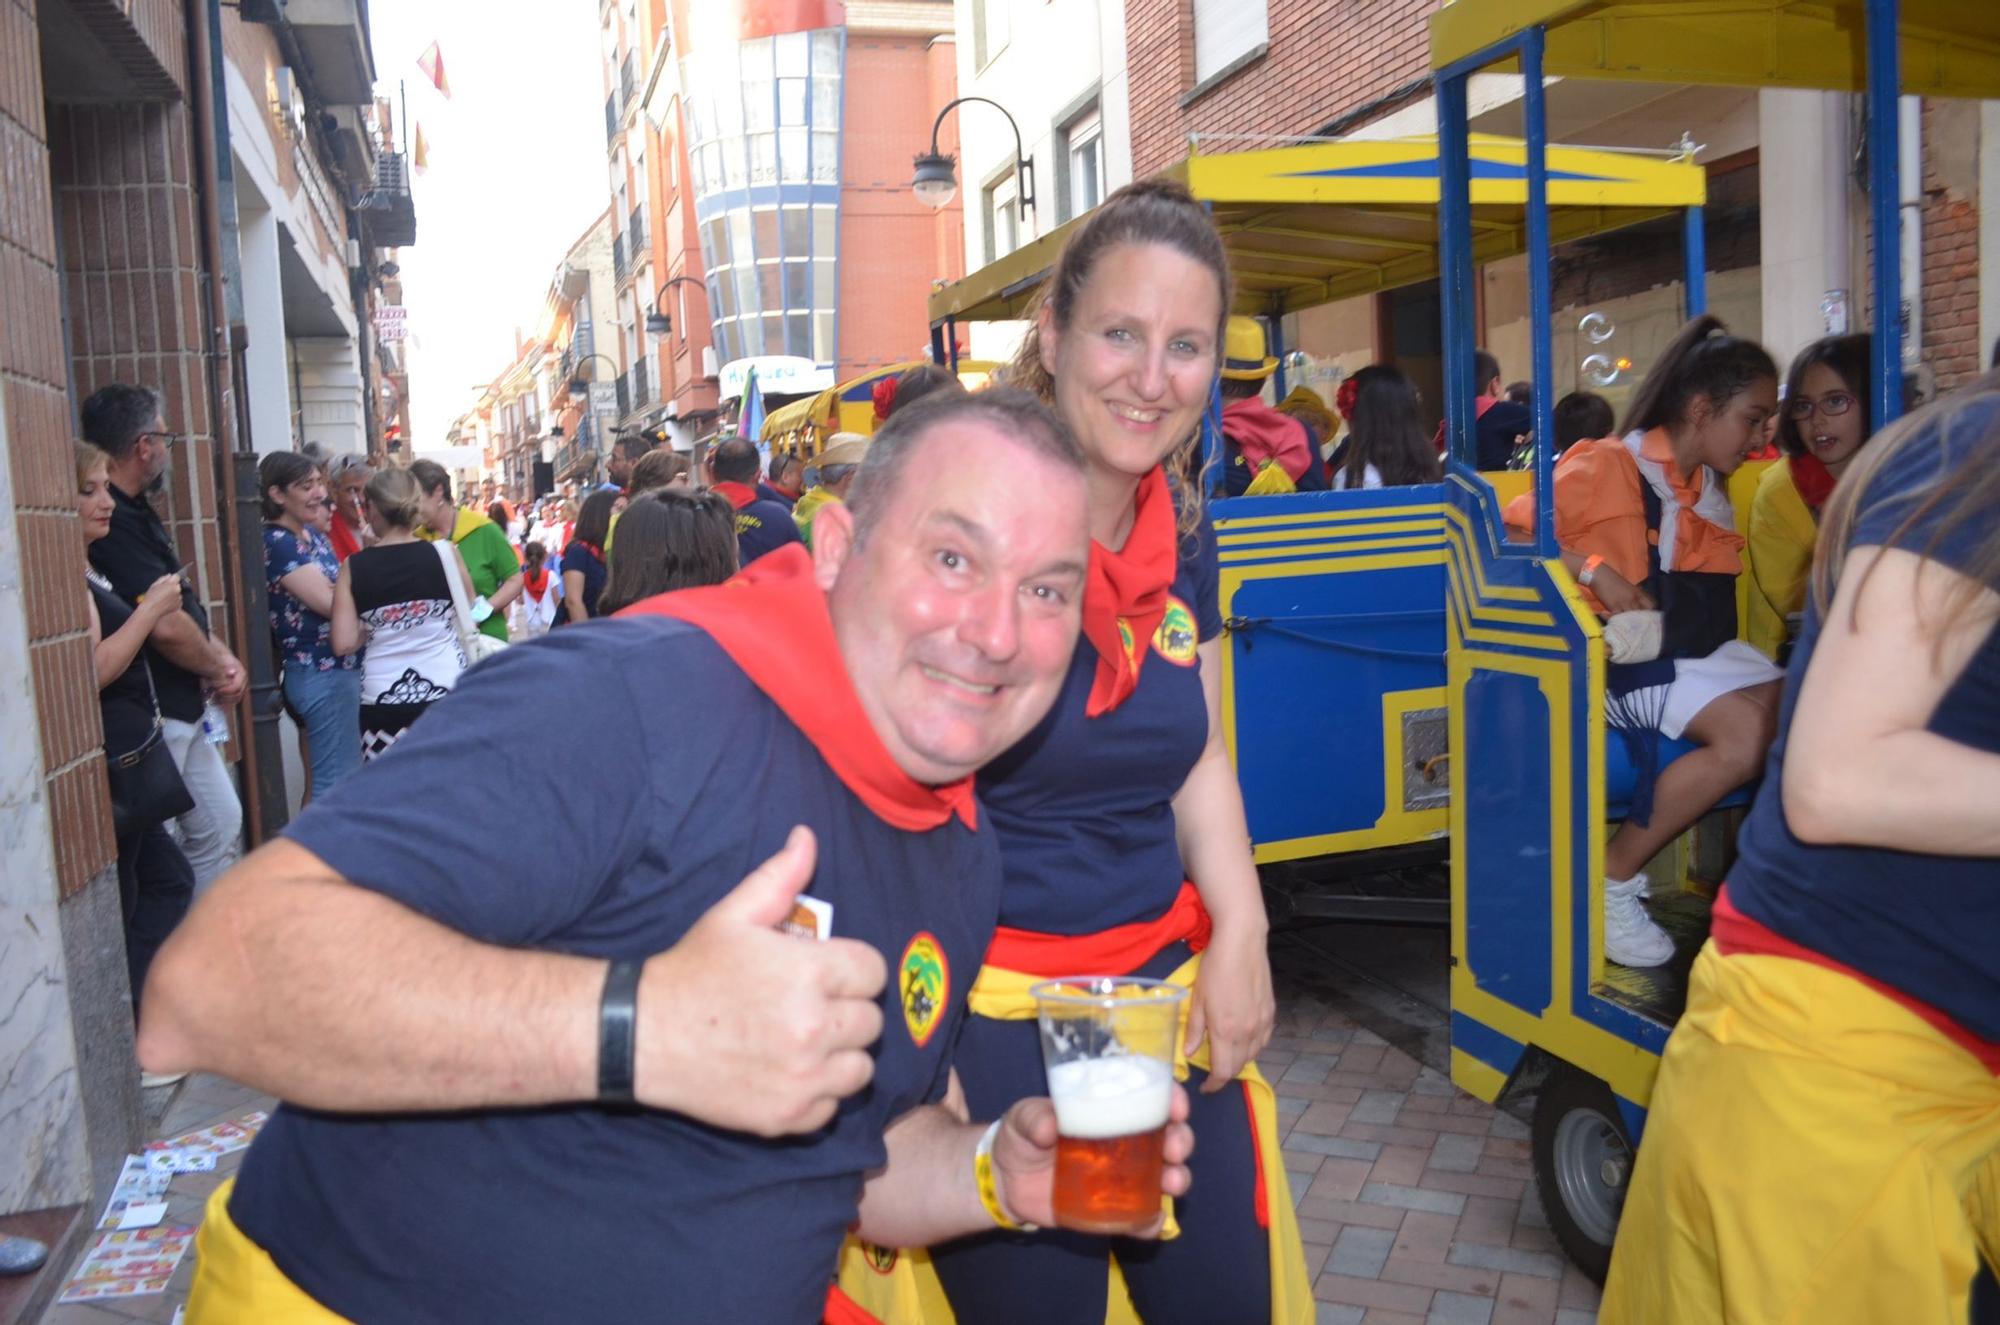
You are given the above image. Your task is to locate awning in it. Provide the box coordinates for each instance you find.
[762,359,1005,450]
[927,134,1706,325]
[1429,0,2000,100]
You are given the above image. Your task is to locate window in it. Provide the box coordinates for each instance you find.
[973,0,1010,68]
[985,173,1019,265]
[1192,0,1268,85]
[1060,106,1104,222]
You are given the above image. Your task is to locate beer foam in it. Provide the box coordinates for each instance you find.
[1047,1057,1172,1139]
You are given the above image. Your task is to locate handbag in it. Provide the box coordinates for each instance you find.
[433,539,509,665]
[107,682,195,840]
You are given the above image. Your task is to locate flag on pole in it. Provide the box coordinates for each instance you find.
[737,367,765,441]
[417,42,451,98]
[413,124,430,174]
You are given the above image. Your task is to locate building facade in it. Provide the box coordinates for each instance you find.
[949,0,1132,361]
[2,0,409,1280]
[660,0,963,398]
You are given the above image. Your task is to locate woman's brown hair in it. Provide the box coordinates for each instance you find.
[1813,366,2000,646]
[1005,179,1232,530]
[596,489,738,615]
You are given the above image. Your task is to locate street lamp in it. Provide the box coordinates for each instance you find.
[646,275,704,338]
[910,96,1034,221]
[566,353,621,404]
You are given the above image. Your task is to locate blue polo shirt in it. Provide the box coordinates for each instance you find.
[1729,391,2000,1042]
[734,496,803,565]
[230,612,1000,1322]
[978,515,1223,936]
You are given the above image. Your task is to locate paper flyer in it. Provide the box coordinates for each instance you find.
[56,1224,196,1303]
[142,1110,269,1174]
[97,1154,172,1230]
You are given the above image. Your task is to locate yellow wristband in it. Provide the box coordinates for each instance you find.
[974,1119,1038,1233]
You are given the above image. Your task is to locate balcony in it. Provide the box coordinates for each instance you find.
[360,152,417,247]
[628,206,647,259]
[553,438,599,482]
[631,358,650,412]
[244,0,376,104]
[612,233,628,283]
[620,52,637,112]
[615,373,631,418]
[605,92,620,146]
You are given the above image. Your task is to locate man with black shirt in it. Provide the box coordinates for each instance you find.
[82,385,247,893]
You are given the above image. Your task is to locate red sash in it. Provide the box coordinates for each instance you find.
[1081,466,1178,717]
[620,544,975,832]
[984,881,1211,976]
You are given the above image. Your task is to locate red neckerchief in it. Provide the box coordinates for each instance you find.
[1081,466,1178,718]
[571,539,604,563]
[521,566,549,597]
[328,513,362,562]
[1222,398,1314,481]
[1788,452,1838,512]
[714,481,757,510]
[619,544,977,832]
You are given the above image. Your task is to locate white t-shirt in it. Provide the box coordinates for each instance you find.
[1330,463,1384,491]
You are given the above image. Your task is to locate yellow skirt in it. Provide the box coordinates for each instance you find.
[833,954,1313,1324]
[1601,942,2000,1325]
[185,1179,353,1324]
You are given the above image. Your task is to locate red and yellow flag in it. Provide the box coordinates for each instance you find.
[416,41,450,98]
[413,124,430,174]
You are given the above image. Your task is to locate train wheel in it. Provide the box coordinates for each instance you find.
[1531,1065,1633,1284]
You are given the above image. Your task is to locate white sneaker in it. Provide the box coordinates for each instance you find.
[1604,875,1674,967]
[140,1070,186,1089]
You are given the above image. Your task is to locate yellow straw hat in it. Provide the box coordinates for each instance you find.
[1221,316,1278,381]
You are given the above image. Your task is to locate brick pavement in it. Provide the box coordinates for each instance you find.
[38,1001,1599,1325]
[1262,994,1601,1325]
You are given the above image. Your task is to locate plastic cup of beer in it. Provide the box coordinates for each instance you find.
[1031,977,1187,1234]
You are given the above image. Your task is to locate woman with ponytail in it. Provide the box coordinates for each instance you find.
[918,179,1306,1325]
[1509,314,1785,966]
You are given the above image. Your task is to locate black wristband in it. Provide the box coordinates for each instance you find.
[597,958,645,1106]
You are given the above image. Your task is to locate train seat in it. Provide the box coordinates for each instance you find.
[1605,735,1757,822]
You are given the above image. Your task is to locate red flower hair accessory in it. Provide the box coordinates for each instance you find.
[1334,375,1360,422]
[872,377,898,422]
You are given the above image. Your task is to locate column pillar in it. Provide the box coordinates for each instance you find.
[1757,89,1854,370]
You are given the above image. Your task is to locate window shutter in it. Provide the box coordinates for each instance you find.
[1193,0,1268,84]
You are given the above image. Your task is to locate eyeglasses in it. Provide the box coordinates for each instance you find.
[138,430,189,449]
[1784,392,1856,421]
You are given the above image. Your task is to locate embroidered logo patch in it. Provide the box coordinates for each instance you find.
[1152,597,1198,665]
[1117,617,1137,669]
[899,932,949,1049]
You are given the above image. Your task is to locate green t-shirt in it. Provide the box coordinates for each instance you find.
[452,511,521,641]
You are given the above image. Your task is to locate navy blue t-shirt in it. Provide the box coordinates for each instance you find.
[977,513,1223,935]
[1730,392,2000,1041]
[736,496,803,565]
[230,618,1000,1323]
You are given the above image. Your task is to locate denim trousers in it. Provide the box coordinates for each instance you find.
[284,662,363,800]
[160,713,244,895]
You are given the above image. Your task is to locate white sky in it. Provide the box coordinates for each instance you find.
[366,4,610,451]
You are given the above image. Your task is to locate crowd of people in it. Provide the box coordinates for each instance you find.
[57,173,1998,1324]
